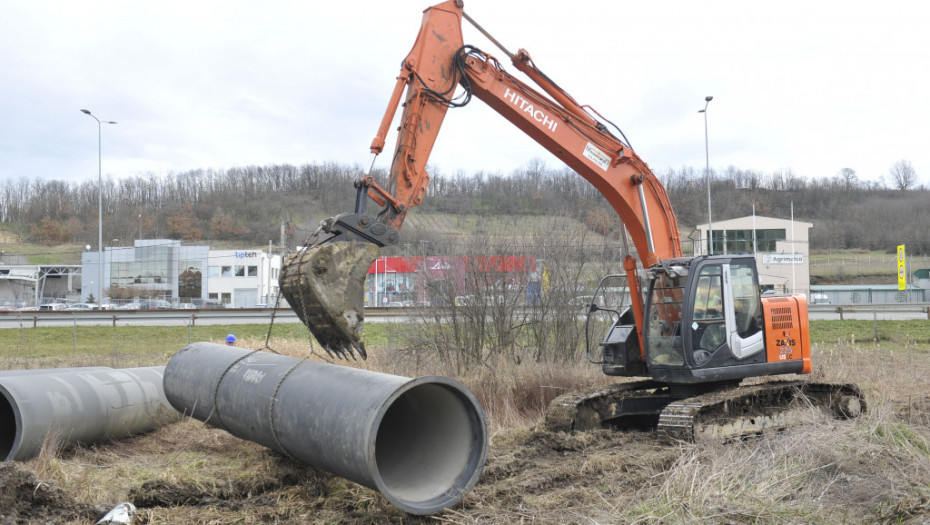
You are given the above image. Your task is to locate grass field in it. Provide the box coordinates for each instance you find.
[2,320,930,524]
[810,250,930,283]
[3,319,928,366]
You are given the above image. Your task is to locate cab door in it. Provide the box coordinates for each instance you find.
[686,257,764,367]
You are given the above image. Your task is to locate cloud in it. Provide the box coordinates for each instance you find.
[0,0,927,187]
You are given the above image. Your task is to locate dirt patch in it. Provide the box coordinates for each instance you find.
[0,462,97,524]
[129,455,326,510]
[452,427,682,523]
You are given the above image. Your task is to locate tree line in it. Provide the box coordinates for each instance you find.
[0,158,926,255]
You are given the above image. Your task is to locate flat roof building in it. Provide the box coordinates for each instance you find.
[693,215,813,295]
[79,240,282,307]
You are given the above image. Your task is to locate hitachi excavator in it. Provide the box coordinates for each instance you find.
[280,0,864,441]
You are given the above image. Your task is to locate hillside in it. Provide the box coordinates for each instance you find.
[1,161,928,274]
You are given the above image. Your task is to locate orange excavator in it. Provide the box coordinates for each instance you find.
[280,0,863,440]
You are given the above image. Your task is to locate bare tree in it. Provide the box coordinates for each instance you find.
[889,159,917,190]
[837,167,858,191]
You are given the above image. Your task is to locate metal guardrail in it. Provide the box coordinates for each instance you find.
[808,304,930,320]
[3,304,929,328]
[0,306,412,328]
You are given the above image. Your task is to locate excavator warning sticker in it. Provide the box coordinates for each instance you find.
[584,142,610,171]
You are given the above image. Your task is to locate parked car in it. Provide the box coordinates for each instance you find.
[139,299,172,310]
[38,303,66,311]
[64,303,96,311]
[115,303,140,310]
[178,303,197,310]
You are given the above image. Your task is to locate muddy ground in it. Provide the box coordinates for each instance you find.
[2,421,674,525]
[2,409,927,524]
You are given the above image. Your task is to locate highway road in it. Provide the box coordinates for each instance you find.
[0,307,408,329]
[1,304,927,329]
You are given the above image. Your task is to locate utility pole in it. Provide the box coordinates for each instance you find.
[80,109,117,304]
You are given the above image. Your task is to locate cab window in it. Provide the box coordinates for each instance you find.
[690,265,726,355]
[730,262,763,339]
[645,272,685,366]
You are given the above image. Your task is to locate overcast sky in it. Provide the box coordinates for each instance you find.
[1,0,928,189]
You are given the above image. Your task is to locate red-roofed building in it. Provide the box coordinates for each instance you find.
[366,255,537,306]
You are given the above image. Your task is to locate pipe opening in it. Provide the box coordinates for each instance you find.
[375,382,485,511]
[0,389,17,460]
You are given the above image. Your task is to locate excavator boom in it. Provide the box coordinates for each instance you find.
[285,0,681,358]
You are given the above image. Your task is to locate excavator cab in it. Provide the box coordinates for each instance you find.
[593,255,810,385]
[643,255,809,385]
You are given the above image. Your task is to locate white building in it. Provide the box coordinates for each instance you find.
[79,240,283,307]
[692,215,813,295]
[206,249,282,307]
[82,239,210,305]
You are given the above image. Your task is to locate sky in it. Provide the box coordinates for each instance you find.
[1,0,928,188]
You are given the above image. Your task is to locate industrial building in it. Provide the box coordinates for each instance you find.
[75,240,282,307]
[691,215,813,295]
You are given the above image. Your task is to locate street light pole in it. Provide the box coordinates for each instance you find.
[698,96,714,254]
[81,109,117,305]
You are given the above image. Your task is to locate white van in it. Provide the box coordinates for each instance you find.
[38,303,65,311]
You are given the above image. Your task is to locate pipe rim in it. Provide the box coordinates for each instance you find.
[368,375,488,515]
[0,383,24,461]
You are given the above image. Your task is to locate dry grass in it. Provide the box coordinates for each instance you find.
[3,324,930,523]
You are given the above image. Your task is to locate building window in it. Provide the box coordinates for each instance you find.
[754,229,787,252]
[209,293,218,300]
[711,228,786,254]
[248,266,258,277]
[221,292,231,304]
[235,266,245,277]
[221,266,232,277]
[208,266,220,278]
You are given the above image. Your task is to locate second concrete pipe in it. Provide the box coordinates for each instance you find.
[0,366,173,461]
[163,343,488,515]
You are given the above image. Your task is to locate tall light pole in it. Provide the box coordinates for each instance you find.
[698,96,713,254]
[81,109,117,305]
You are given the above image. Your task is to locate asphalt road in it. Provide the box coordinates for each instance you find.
[1,304,927,329]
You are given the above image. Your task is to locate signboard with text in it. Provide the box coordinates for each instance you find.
[762,253,804,264]
[897,244,906,291]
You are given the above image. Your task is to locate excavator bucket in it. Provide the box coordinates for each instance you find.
[280,241,380,360]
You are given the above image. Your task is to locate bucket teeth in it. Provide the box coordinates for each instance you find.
[279,241,380,360]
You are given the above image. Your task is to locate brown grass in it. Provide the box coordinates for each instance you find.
[3,328,930,524]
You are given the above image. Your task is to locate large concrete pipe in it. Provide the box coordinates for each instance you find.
[0,366,175,461]
[163,343,488,515]
[0,366,112,377]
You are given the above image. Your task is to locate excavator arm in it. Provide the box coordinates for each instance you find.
[282,0,682,359]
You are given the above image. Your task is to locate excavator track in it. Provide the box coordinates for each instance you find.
[545,380,865,443]
[545,380,674,433]
[657,381,865,442]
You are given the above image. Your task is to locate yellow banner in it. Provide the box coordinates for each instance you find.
[897,244,906,290]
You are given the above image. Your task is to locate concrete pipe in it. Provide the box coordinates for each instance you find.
[163,343,488,515]
[0,366,112,377]
[0,366,175,462]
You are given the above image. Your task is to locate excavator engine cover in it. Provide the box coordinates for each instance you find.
[280,241,379,360]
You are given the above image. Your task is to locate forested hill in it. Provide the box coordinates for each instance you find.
[1,161,927,255]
